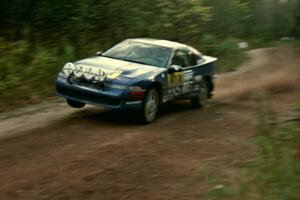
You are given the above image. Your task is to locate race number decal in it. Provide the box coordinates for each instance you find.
[168,72,183,86]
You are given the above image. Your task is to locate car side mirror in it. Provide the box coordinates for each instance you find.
[96,51,103,56]
[168,65,183,74]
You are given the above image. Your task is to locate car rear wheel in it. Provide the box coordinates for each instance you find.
[67,99,85,108]
[141,88,159,123]
[191,80,208,108]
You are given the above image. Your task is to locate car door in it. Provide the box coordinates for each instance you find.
[185,51,204,92]
[166,50,190,99]
[186,51,207,94]
[181,51,198,95]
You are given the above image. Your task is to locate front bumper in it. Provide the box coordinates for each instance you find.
[56,77,143,109]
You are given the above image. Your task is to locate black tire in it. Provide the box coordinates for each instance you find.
[67,99,85,108]
[140,88,159,123]
[191,80,209,108]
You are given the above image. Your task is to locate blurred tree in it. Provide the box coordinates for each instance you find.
[291,0,300,38]
[1,0,300,104]
[1,0,299,47]
[203,0,251,38]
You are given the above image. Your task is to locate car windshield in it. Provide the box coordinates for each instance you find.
[102,41,172,68]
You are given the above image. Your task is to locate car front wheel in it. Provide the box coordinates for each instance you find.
[67,99,85,108]
[141,88,159,123]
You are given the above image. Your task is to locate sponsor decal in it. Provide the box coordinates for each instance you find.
[175,86,182,93]
[182,82,193,93]
[183,70,194,82]
[163,96,173,103]
[126,101,142,105]
[184,74,193,82]
[194,84,200,91]
[194,75,202,82]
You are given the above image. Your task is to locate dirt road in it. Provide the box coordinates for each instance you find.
[0,46,299,200]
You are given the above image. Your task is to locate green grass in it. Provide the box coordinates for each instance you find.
[241,112,300,199]
[202,108,300,200]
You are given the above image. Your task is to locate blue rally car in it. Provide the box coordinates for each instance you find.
[56,38,217,123]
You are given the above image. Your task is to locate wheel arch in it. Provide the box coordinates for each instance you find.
[204,76,214,93]
[146,81,163,105]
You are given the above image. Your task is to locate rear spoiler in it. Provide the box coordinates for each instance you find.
[202,55,218,65]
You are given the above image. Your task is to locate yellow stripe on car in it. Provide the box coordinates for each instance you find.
[108,70,122,79]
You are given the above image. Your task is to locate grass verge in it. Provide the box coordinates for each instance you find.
[203,107,300,200]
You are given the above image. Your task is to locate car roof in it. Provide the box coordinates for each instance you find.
[126,38,201,55]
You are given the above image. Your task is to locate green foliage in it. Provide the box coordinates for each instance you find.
[0,38,30,93]
[203,0,251,38]
[0,0,300,107]
[0,38,76,107]
[200,35,245,72]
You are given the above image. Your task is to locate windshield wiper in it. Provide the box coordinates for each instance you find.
[100,55,151,66]
[121,58,149,66]
[100,55,116,59]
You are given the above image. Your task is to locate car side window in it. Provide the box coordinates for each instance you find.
[188,52,204,66]
[171,50,190,68]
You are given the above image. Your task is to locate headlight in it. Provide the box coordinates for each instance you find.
[83,66,95,80]
[62,62,75,76]
[73,65,84,78]
[94,69,107,82]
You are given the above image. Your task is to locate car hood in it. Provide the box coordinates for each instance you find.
[75,56,165,80]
